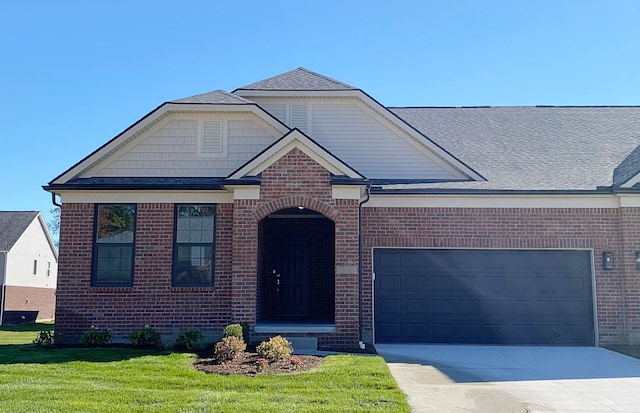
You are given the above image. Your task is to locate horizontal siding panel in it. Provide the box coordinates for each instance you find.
[313,104,458,179]
[85,116,278,178]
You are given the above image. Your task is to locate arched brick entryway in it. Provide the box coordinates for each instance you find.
[256,207,335,322]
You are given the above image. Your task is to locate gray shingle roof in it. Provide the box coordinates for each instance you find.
[0,211,39,251]
[235,67,356,91]
[171,89,254,104]
[390,106,640,191]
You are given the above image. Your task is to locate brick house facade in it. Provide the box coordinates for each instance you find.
[46,68,640,349]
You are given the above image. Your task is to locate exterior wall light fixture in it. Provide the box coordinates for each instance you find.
[636,251,640,270]
[603,251,614,270]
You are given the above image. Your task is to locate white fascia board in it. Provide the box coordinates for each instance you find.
[237,89,483,181]
[224,185,261,200]
[59,190,234,204]
[366,193,620,209]
[332,185,363,200]
[620,173,640,189]
[52,103,289,185]
[229,130,363,179]
[617,193,640,207]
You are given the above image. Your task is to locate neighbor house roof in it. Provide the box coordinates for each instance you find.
[389,106,640,192]
[0,211,40,252]
[235,67,356,91]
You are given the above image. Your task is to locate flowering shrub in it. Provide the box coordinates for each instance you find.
[214,336,246,363]
[255,358,269,372]
[290,355,303,369]
[80,327,111,347]
[256,336,292,362]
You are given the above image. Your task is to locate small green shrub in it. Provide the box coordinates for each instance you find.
[130,326,161,349]
[32,330,63,348]
[214,336,246,363]
[80,327,111,347]
[256,335,292,362]
[240,321,250,344]
[174,330,203,351]
[222,324,244,341]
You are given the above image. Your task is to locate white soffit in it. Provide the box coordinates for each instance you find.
[229,129,363,179]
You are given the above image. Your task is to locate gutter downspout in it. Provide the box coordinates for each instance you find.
[358,183,371,349]
[51,193,62,207]
[0,251,7,326]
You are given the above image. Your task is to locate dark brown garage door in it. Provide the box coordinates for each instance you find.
[374,249,595,345]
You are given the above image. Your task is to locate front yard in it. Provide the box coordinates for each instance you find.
[0,324,409,412]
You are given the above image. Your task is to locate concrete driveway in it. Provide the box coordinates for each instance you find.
[376,344,640,413]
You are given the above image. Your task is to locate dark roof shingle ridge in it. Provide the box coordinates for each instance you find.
[235,67,356,91]
[295,67,356,89]
[170,89,254,104]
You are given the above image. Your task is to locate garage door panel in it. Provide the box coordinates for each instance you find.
[374,249,595,345]
[405,275,428,290]
[379,274,401,291]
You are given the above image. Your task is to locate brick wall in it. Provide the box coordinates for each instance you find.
[231,148,360,349]
[56,202,234,343]
[361,206,629,344]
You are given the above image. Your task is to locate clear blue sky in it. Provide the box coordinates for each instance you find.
[2,1,639,232]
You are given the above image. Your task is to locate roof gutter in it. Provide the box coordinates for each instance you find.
[358,182,371,349]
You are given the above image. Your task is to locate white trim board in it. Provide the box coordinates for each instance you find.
[59,191,235,204]
[366,194,624,209]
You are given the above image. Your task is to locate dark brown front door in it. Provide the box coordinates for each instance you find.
[273,239,309,318]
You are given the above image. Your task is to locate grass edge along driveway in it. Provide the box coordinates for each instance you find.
[0,324,409,412]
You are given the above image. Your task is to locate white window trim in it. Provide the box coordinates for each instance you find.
[197,118,228,159]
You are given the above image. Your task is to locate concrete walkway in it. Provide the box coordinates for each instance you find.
[376,344,640,413]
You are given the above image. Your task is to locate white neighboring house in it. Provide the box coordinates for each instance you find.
[0,211,58,325]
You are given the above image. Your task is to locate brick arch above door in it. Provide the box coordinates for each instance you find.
[251,196,339,222]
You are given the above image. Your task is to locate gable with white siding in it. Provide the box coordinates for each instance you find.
[248,97,468,180]
[81,113,282,178]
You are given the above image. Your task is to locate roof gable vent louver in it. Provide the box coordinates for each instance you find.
[290,104,308,132]
[202,120,223,153]
[197,119,227,158]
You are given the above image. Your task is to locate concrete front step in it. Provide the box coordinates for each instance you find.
[285,336,318,352]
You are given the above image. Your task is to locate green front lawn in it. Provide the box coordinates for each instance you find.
[0,324,409,412]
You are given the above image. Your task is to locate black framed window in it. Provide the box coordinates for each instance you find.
[173,204,215,286]
[92,204,136,286]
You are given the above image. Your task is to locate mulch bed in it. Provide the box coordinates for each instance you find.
[194,351,324,376]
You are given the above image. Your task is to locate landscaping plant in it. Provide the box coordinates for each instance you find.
[80,327,111,347]
[174,329,203,351]
[214,336,246,363]
[130,326,161,349]
[256,335,292,362]
[222,323,244,341]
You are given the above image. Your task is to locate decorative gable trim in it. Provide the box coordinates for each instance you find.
[619,172,640,189]
[228,129,365,180]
